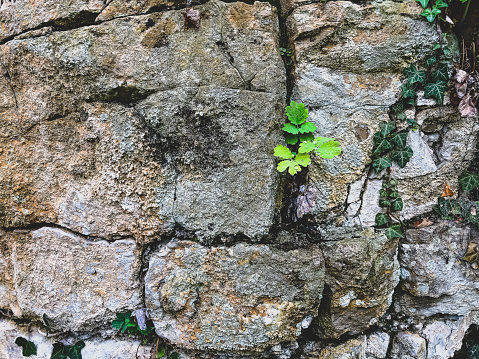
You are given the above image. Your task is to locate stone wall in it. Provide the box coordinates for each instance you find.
[1,0,478,358]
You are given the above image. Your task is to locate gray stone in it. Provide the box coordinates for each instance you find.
[10,227,142,331]
[365,332,390,359]
[144,241,325,352]
[315,227,399,338]
[423,317,471,359]
[391,332,426,359]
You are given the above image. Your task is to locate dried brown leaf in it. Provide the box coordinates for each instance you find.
[458,92,478,117]
[414,218,433,228]
[463,242,478,263]
[441,182,454,198]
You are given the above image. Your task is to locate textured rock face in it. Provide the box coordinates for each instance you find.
[0,0,285,240]
[145,240,325,352]
[391,332,427,359]
[315,227,399,338]
[5,227,142,331]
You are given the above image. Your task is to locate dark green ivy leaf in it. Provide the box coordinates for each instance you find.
[51,343,68,359]
[415,0,429,8]
[373,157,392,173]
[401,84,415,99]
[391,146,413,168]
[435,0,448,8]
[379,199,391,207]
[379,121,396,137]
[391,197,404,212]
[15,337,37,357]
[67,341,85,359]
[424,80,446,104]
[373,138,393,157]
[432,63,449,82]
[391,132,408,149]
[459,171,479,192]
[407,68,426,86]
[396,111,407,121]
[389,190,399,199]
[379,189,388,198]
[375,213,389,226]
[426,56,437,67]
[391,101,404,114]
[386,224,404,239]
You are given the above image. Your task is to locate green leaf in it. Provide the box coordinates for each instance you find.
[295,153,311,167]
[379,199,391,207]
[389,179,398,186]
[299,122,317,134]
[168,353,180,359]
[282,123,299,134]
[391,101,404,114]
[285,134,298,145]
[432,63,449,82]
[299,133,314,142]
[15,337,37,357]
[426,56,437,67]
[277,160,295,172]
[379,189,389,198]
[391,132,408,149]
[316,140,341,159]
[67,341,85,359]
[112,319,124,330]
[379,121,396,137]
[391,146,413,168]
[459,171,479,192]
[372,138,393,157]
[386,224,404,239]
[389,190,399,199]
[373,132,384,146]
[298,141,317,154]
[51,343,68,359]
[396,111,407,121]
[274,145,293,160]
[407,67,426,86]
[157,343,167,358]
[391,197,404,212]
[372,157,392,173]
[375,213,389,226]
[421,7,441,22]
[435,0,448,8]
[401,84,415,99]
[424,80,446,104]
[416,0,429,8]
[286,101,308,125]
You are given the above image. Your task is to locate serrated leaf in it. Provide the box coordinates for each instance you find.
[299,133,314,142]
[314,136,336,147]
[407,68,426,86]
[401,84,415,99]
[375,213,389,226]
[15,337,37,357]
[459,171,479,192]
[274,145,293,160]
[416,0,429,8]
[391,132,408,149]
[391,146,413,167]
[379,199,391,207]
[392,197,404,211]
[372,157,392,173]
[298,141,317,154]
[282,123,299,134]
[373,138,393,157]
[286,101,308,125]
[386,224,404,239]
[277,160,294,172]
[288,163,301,175]
[285,134,298,145]
[424,80,446,104]
[316,140,341,159]
[295,153,311,167]
[432,63,449,82]
[426,56,437,67]
[379,121,396,137]
[299,122,317,134]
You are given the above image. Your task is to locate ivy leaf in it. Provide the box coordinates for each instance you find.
[422,7,441,22]
[391,197,404,212]
[373,138,393,157]
[379,199,391,207]
[375,213,389,226]
[435,0,448,8]
[282,123,299,134]
[298,141,317,154]
[379,189,389,198]
[389,190,399,199]
[372,157,392,173]
[67,341,85,359]
[299,122,317,134]
[379,121,396,137]
[169,353,180,359]
[386,224,404,239]
[316,140,341,159]
[401,84,415,99]
[416,0,429,8]
[424,80,446,104]
[15,337,37,357]
[391,132,408,149]
[391,146,413,167]
[459,171,479,192]
[51,343,69,359]
[274,145,293,159]
[299,133,314,142]
[373,132,384,146]
[391,101,404,114]
[426,56,437,67]
[286,101,308,125]
[295,153,311,167]
[432,63,449,82]
[406,67,426,86]
[112,319,124,330]
[396,111,407,121]
[285,134,298,145]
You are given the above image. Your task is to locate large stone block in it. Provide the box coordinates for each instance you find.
[144,240,325,352]
[8,227,142,332]
[315,227,399,338]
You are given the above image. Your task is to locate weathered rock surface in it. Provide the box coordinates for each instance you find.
[144,240,325,352]
[0,0,285,240]
[390,332,427,359]
[315,227,399,338]
[5,227,142,331]
[396,222,479,317]
[422,317,471,359]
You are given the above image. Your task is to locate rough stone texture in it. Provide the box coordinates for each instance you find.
[287,0,437,219]
[0,318,151,359]
[315,227,399,338]
[6,227,142,331]
[422,316,471,359]
[396,222,479,317]
[144,240,325,352]
[0,0,285,240]
[391,332,427,359]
